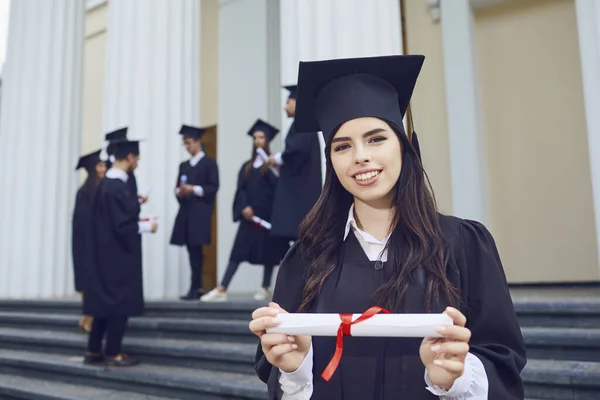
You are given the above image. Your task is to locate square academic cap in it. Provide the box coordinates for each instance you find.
[105,127,128,142]
[283,85,298,99]
[75,149,103,171]
[179,125,207,139]
[108,138,142,158]
[247,119,280,142]
[294,55,425,141]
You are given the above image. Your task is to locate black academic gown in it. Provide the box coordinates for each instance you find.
[270,123,322,241]
[229,162,279,265]
[83,177,144,317]
[255,214,527,400]
[71,187,93,292]
[170,156,219,247]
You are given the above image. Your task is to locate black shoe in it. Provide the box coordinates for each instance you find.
[83,353,105,365]
[104,353,140,368]
[179,289,203,300]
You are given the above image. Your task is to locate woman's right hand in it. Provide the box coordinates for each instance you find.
[249,302,312,373]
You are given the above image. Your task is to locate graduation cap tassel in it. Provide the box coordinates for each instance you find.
[406,104,422,161]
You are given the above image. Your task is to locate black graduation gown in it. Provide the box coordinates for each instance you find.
[83,177,144,317]
[170,156,219,247]
[71,187,92,292]
[254,214,527,399]
[270,123,322,240]
[229,163,278,265]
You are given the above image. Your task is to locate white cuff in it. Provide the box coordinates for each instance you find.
[138,221,153,234]
[424,352,488,399]
[274,152,284,166]
[193,185,204,197]
[278,345,313,399]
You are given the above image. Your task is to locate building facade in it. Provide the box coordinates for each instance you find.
[0,0,599,299]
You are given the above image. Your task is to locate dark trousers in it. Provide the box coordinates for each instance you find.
[87,316,129,357]
[220,261,275,289]
[187,244,204,291]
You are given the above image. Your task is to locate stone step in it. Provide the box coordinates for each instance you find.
[522,327,600,362]
[0,300,260,320]
[514,299,600,328]
[0,312,256,342]
[0,327,257,374]
[522,359,600,399]
[0,372,174,400]
[0,349,268,400]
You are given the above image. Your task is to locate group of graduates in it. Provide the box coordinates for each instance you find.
[71,85,322,367]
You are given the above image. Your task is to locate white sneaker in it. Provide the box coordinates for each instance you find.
[254,288,272,301]
[200,288,228,302]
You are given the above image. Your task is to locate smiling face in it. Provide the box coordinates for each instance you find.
[330,117,402,207]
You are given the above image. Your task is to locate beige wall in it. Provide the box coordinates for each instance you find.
[201,0,218,125]
[81,3,108,155]
[475,0,599,282]
[402,1,453,214]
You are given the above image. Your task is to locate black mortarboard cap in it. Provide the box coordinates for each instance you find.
[294,55,424,141]
[104,127,128,142]
[75,149,103,171]
[247,119,280,142]
[283,85,298,99]
[108,138,141,159]
[179,124,206,139]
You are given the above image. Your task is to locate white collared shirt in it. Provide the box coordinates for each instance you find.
[105,168,152,234]
[189,151,205,167]
[277,204,488,399]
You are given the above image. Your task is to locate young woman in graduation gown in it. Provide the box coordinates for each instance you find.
[250,55,527,399]
[201,120,280,303]
[72,150,106,333]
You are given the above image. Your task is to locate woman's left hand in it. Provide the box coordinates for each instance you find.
[419,306,471,390]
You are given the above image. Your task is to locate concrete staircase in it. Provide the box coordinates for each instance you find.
[0,293,596,399]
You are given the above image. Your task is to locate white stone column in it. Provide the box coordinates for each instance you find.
[279,0,403,139]
[102,0,202,299]
[575,0,600,274]
[0,0,84,298]
[440,0,489,225]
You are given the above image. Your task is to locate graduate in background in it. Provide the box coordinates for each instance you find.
[83,138,157,367]
[268,85,322,255]
[202,120,280,303]
[251,55,526,399]
[170,125,220,300]
[104,127,149,205]
[72,149,106,333]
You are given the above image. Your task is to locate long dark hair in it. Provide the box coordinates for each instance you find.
[80,163,103,199]
[244,142,272,179]
[297,122,458,312]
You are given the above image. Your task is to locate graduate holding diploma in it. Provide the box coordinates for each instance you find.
[202,119,280,302]
[250,55,526,399]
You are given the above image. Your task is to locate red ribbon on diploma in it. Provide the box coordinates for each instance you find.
[321,306,391,382]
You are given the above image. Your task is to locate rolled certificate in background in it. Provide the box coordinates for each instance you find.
[266,313,453,338]
[256,148,280,177]
[139,187,152,203]
[251,216,272,230]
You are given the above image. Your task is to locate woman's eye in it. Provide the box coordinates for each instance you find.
[334,144,350,152]
[370,136,386,143]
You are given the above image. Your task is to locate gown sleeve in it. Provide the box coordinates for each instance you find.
[254,244,307,399]
[106,186,141,239]
[202,159,220,199]
[457,220,527,400]
[281,134,317,177]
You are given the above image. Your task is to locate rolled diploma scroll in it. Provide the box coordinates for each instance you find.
[252,216,272,230]
[266,313,453,338]
[256,148,280,177]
